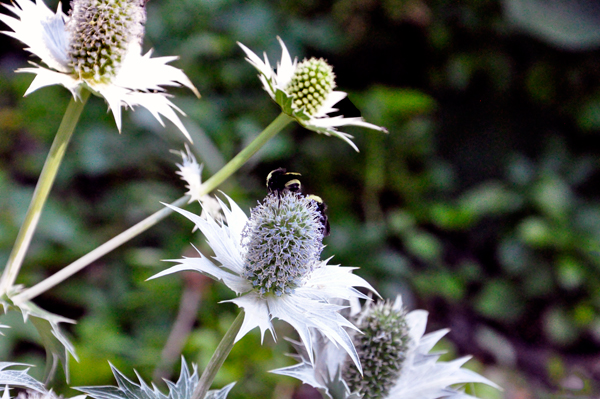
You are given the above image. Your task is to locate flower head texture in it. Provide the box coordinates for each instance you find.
[273,295,500,399]
[149,192,378,372]
[238,37,387,151]
[0,0,199,138]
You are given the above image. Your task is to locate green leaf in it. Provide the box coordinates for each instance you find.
[275,89,294,116]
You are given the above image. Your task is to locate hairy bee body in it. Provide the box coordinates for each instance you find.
[307,194,330,237]
[266,168,330,237]
[266,167,302,196]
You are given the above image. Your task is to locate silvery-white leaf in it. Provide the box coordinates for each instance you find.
[0,362,47,393]
[2,289,76,383]
[76,358,235,399]
[204,383,235,399]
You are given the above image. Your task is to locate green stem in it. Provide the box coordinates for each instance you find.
[11,112,294,304]
[199,112,293,194]
[193,310,244,399]
[12,195,190,305]
[0,90,91,297]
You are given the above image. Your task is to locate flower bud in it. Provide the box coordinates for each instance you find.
[285,58,336,116]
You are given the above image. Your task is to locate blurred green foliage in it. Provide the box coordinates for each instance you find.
[2,0,600,397]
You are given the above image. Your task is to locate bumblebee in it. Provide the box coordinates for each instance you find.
[266,168,302,196]
[307,194,331,237]
[266,168,330,236]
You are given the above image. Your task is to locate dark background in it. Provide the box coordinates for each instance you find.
[2,0,600,397]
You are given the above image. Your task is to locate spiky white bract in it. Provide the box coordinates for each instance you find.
[0,363,46,395]
[1,286,77,382]
[273,295,500,399]
[174,145,222,220]
[149,194,377,372]
[238,37,388,152]
[0,0,199,139]
[75,358,235,399]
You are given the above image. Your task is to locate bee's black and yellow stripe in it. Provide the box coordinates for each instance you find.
[266,168,302,195]
[307,194,330,237]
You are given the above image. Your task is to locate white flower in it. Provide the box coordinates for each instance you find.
[174,144,221,220]
[238,37,388,152]
[149,192,378,372]
[273,295,501,399]
[0,0,199,138]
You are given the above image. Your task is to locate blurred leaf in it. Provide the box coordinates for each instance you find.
[413,271,465,301]
[504,0,600,50]
[572,303,595,328]
[403,229,442,263]
[577,96,600,131]
[475,279,525,322]
[361,86,436,122]
[544,306,579,345]
[458,182,522,219]
[532,177,572,221]
[525,63,556,105]
[556,256,584,290]
[429,203,473,230]
[517,217,553,248]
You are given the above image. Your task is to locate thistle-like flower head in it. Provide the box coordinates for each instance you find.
[238,37,388,151]
[273,295,501,399]
[242,192,324,296]
[0,0,199,138]
[343,299,411,399]
[149,191,377,372]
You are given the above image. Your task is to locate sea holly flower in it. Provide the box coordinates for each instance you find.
[238,37,388,151]
[149,191,377,372]
[273,295,500,399]
[0,0,199,138]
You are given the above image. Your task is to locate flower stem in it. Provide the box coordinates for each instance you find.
[198,112,293,194]
[193,310,244,399]
[11,195,191,305]
[11,112,294,304]
[0,90,91,297]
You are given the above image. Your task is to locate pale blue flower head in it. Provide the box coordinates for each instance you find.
[242,192,325,297]
[273,295,501,399]
[149,191,378,372]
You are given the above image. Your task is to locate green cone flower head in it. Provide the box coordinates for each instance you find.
[238,37,388,151]
[1,0,199,136]
[242,191,325,297]
[285,58,335,117]
[343,300,410,399]
[67,0,145,84]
